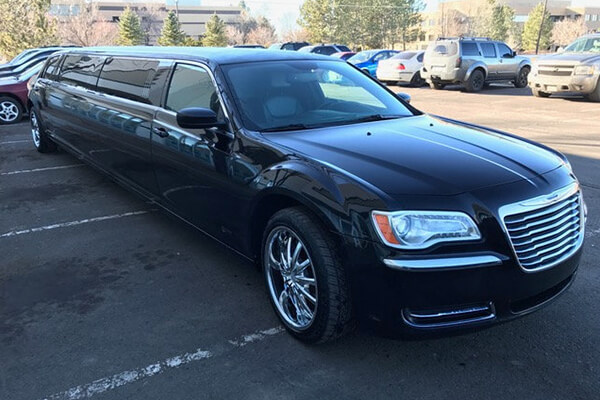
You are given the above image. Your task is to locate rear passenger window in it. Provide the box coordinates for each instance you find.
[461,43,480,56]
[97,57,159,103]
[42,55,62,80]
[480,43,497,58]
[59,55,104,89]
[417,53,424,62]
[166,64,222,117]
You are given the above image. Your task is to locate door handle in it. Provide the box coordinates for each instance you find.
[153,126,169,138]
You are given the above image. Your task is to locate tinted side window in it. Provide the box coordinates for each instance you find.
[337,45,351,52]
[282,43,295,51]
[461,42,480,56]
[480,43,497,58]
[316,46,336,55]
[165,64,222,118]
[497,43,513,58]
[97,58,159,103]
[59,55,104,89]
[43,55,62,80]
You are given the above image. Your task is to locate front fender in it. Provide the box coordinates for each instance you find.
[249,158,390,240]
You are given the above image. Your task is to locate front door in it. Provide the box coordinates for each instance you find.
[151,63,235,241]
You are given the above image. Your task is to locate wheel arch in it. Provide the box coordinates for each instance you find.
[464,63,488,82]
[0,92,25,110]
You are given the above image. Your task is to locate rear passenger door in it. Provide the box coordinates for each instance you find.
[479,42,500,79]
[84,57,169,194]
[151,63,233,236]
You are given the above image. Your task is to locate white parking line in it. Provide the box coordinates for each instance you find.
[0,139,30,145]
[40,326,284,400]
[0,210,151,238]
[0,164,84,176]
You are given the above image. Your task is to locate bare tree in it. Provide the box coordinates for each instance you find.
[282,28,310,43]
[138,4,167,45]
[552,17,588,47]
[246,26,277,47]
[226,25,244,45]
[57,1,117,46]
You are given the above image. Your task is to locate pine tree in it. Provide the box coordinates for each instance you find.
[116,7,145,46]
[489,3,515,42]
[202,14,227,47]
[158,11,185,46]
[522,2,553,52]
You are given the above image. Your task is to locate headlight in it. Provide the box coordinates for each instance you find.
[573,65,595,75]
[371,211,481,249]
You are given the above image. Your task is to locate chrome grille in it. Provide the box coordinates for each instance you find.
[502,186,583,272]
[538,65,574,77]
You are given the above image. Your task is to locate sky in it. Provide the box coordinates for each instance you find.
[203,0,600,35]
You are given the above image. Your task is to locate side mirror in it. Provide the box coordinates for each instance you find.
[396,92,411,104]
[512,50,517,57]
[176,107,227,130]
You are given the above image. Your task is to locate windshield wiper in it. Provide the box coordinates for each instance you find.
[260,123,312,133]
[345,114,405,124]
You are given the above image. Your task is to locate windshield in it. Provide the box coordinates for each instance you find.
[425,41,458,57]
[221,60,415,132]
[564,37,600,53]
[348,51,376,64]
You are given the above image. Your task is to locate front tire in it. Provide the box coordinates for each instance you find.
[262,207,353,343]
[514,67,530,88]
[532,88,551,98]
[0,96,23,125]
[585,80,600,102]
[465,69,485,92]
[31,109,56,153]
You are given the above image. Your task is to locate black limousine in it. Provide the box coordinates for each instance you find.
[28,47,587,343]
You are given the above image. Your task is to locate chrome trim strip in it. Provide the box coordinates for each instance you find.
[402,302,496,329]
[383,255,502,271]
[498,182,585,273]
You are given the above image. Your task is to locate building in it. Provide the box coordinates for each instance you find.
[50,1,242,44]
[413,0,600,50]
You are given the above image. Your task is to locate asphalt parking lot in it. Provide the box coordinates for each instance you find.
[1,86,599,400]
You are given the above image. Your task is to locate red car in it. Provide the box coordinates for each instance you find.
[0,63,42,124]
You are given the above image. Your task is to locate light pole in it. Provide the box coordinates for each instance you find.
[535,0,549,54]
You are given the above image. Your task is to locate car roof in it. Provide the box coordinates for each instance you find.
[59,46,337,65]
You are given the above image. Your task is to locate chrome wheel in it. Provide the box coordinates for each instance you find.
[31,112,41,148]
[265,226,318,330]
[0,100,19,123]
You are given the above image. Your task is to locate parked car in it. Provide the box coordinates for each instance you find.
[269,42,310,51]
[528,33,600,101]
[348,49,399,77]
[0,46,73,74]
[331,51,356,60]
[29,47,585,343]
[0,62,43,124]
[377,51,425,86]
[233,44,265,49]
[298,44,351,56]
[421,37,531,92]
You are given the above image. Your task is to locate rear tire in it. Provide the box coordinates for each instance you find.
[0,96,23,125]
[31,109,56,153]
[410,71,425,87]
[262,207,354,343]
[532,88,551,98]
[465,69,485,92]
[429,81,445,90]
[514,67,530,88]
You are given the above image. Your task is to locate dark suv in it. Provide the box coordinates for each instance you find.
[29,48,586,343]
[298,44,351,55]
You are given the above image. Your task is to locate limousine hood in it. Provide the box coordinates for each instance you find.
[264,115,563,196]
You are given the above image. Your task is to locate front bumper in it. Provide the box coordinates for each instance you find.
[528,72,599,94]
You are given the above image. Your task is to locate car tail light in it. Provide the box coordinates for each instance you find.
[396,63,405,70]
[455,57,462,68]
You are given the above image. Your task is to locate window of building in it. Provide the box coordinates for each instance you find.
[592,14,598,22]
[59,55,104,89]
[97,57,159,103]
